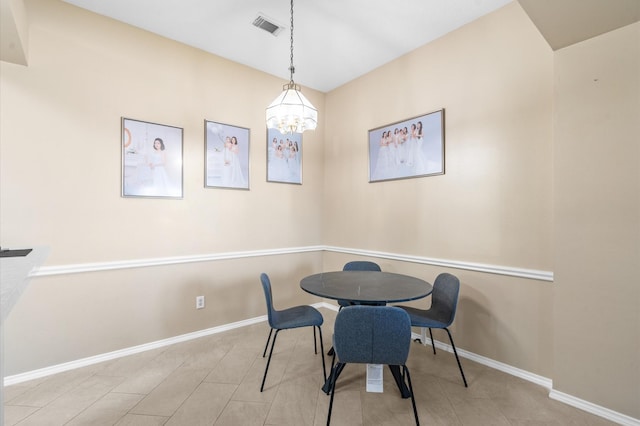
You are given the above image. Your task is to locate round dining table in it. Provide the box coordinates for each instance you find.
[300,270,432,305]
[300,270,432,398]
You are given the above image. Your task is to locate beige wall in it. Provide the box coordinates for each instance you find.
[324,2,555,374]
[323,3,554,271]
[554,22,640,417]
[1,0,325,373]
[1,0,638,421]
[0,0,326,265]
[4,253,324,373]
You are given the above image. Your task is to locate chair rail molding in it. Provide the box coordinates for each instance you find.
[33,246,325,277]
[325,246,553,282]
[32,245,553,282]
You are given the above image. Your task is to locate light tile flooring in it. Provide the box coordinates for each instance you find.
[4,308,615,425]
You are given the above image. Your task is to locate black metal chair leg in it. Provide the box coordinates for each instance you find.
[263,328,274,357]
[445,328,468,387]
[327,362,346,426]
[428,328,436,354]
[260,329,280,391]
[313,326,318,354]
[317,326,327,381]
[403,365,420,425]
[329,351,336,380]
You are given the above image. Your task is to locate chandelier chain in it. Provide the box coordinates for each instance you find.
[265,0,317,134]
[289,0,294,83]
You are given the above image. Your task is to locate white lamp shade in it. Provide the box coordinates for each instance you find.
[266,84,318,134]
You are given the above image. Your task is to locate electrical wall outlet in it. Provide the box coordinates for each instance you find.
[196,295,205,309]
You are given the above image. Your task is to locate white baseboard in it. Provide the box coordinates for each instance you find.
[5,304,635,426]
[410,330,552,389]
[4,302,333,387]
[411,330,639,425]
[549,389,640,426]
[3,314,268,386]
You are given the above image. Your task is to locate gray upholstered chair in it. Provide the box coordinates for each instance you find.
[326,305,419,425]
[397,272,468,387]
[338,260,382,309]
[259,273,326,391]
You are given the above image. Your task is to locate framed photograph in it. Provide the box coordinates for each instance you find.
[368,109,445,182]
[267,128,302,184]
[205,120,250,190]
[122,117,183,198]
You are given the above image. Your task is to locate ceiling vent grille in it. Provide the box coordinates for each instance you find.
[252,14,284,36]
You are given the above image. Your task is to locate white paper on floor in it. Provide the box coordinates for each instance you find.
[366,364,383,393]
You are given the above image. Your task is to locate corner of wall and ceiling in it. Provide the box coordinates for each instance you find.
[517,0,640,51]
[0,0,29,66]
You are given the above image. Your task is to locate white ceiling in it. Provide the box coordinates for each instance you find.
[60,0,512,93]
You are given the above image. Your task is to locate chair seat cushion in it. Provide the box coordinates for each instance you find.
[397,306,448,329]
[272,305,324,329]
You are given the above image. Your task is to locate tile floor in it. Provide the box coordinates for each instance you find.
[4,308,616,425]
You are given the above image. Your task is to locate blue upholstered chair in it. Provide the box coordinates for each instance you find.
[337,260,382,309]
[259,273,326,391]
[397,272,468,387]
[326,305,419,425]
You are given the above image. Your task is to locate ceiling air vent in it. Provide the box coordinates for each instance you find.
[252,13,284,36]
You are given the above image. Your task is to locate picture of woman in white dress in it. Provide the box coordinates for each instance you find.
[411,121,428,175]
[222,136,247,188]
[373,130,392,180]
[148,138,170,194]
[269,143,289,181]
[287,140,301,181]
[122,118,183,198]
[204,120,250,190]
[268,137,278,164]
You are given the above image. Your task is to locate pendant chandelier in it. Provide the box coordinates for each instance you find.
[265,0,317,134]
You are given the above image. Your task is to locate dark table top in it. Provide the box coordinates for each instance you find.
[300,271,432,304]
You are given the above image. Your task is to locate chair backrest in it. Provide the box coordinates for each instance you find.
[333,306,411,365]
[342,261,382,272]
[430,272,461,327]
[260,273,276,327]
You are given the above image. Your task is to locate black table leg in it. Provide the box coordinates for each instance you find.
[388,365,411,398]
[322,363,345,394]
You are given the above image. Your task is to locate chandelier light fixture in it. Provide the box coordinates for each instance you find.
[265,0,317,134]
